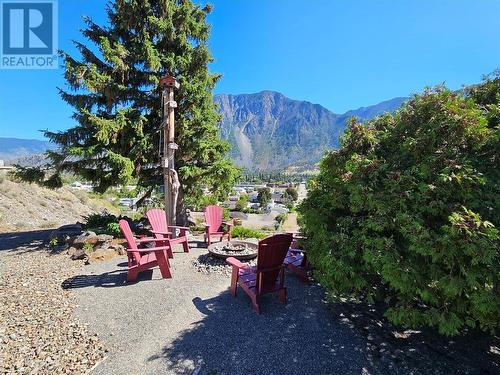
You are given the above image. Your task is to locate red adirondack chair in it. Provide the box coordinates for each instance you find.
[203,205,233,245]
[146,208,190,255]
[226,234,293,314]
[119,219,172,282]
[284,233,310,283]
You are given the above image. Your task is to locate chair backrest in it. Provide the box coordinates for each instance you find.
[119,219,141,263]
[204,205,223,232]
[256,234,293,293]
[146,208,168,239]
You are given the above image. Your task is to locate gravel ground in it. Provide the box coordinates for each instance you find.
[68,240,376,375]
[0,230,106,374]
[2,232,497,375]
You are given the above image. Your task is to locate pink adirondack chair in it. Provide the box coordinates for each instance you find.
[226,234,293,314]
[204,205,233,245]
[284,233,310,283]
[146,208,190,255]
[119,220,172,282]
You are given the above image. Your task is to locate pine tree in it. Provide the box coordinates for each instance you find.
[19,0,240,220]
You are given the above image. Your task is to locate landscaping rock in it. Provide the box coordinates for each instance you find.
[107,243,125,255]
[72,231,98,246]
[69,247,87,261]
[193,253,256,277]
[88,248,119,263]
[0,242,106,374]
[96,234,114,242]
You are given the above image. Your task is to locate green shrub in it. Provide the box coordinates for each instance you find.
[83,211,122,237]
[106,222,121,237]
[83,242,94,252]
[84,211,118,229]
[275,213,288,224]
[235,194,249,211]
[257,187,271,207]
[299,77,500,336]
[275,213,288,229]
[285,186,298,201]
[232,226,267,239]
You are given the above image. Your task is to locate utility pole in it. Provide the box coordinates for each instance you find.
[160,75,180,227]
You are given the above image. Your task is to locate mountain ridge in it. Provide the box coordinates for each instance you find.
[214,91,406,169]
[0,92,407,169]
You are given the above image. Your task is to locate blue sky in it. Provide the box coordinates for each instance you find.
[0,0,499,140]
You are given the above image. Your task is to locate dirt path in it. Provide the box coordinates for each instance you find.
[282,212,299,232]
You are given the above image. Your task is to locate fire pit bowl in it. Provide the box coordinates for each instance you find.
[207,240,258,260]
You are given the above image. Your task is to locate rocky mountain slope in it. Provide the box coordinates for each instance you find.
[215,92,406,169]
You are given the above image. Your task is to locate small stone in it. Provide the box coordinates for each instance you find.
[70,248,87,260]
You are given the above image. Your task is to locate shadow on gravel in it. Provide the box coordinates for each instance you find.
[148,280,377,375]
[148,275,499,375]
[0,229,53,252]
[327,299,500,375]
[61,269,158,289]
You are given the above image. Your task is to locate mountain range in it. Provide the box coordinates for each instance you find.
[0,138,54,163]
[0,92,406,169]
[215,91,406,169]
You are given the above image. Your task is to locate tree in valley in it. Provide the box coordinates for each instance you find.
[284,186,298,202]
[16,0,240,221]
[257,187,272,208]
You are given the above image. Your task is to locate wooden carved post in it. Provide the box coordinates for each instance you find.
[160,75,180,228]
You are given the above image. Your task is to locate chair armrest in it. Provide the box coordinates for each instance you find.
[203,223,210,227]
[168,225,190,231]
[150,230,173,236]
[127,246,170,253]
[224,221,234,227]
[135,237,170,243]
[226,256,245,269]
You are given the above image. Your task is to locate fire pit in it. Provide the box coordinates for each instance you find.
[207,240,258,260]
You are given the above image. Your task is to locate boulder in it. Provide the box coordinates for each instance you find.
[68,247,87,260]
[107,243,126,255]
[49,224,83,243]
[96,234,114,242]
[88,248,119,262]
[72,231,98,246]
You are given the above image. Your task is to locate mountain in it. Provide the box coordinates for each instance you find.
[0,93,406,170]
[0,137,54,163]
[215,91,406,170]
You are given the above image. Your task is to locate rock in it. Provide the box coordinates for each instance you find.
[72,231,98,246]
[69,248,87,260]
[107,243,125,255]
[96,234,113,242]
[67,247,78,256]
[1,246,106,373]
[56,223,82,235]
[49,224,83,243]
[88,248,119,263]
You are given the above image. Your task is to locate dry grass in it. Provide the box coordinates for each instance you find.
[0,179,119,232]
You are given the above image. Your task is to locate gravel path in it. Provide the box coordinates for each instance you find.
[67,240,376,375]
[0,231,106,374]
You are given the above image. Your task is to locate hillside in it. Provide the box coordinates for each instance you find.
[0,172,118,232]
[215,92,406,169]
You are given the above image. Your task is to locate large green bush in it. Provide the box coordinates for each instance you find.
[299,75,499,335]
